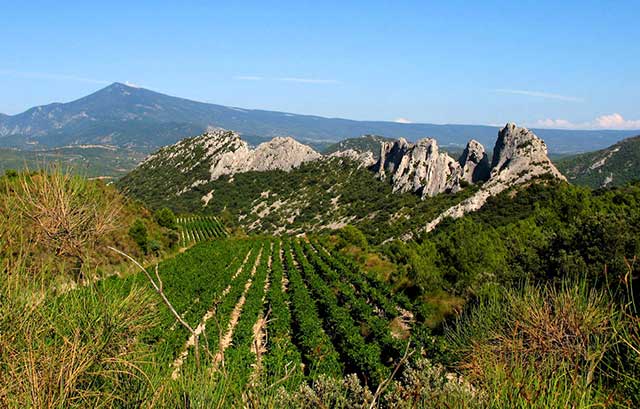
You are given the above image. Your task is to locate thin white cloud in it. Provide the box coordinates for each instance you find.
[0,69,109,84]
[277,77,340,84]
[532,113,640,130]
[394,117,413,124]
[494,88,584,102]
[233,75,263,81]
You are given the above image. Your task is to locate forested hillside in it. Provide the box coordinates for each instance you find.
[556,135,640,188]
[120,157,478,243]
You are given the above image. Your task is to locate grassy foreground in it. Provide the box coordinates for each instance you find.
[1,169,639,407]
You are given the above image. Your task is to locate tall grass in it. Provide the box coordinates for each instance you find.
[0,272,158,408]
[447,278,638,407]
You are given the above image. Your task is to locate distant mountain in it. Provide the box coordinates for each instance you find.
[1,82,638,153]
[555,135,640,188]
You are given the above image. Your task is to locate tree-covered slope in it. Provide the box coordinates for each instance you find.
[119,156,477,244]
[556,135,640,188]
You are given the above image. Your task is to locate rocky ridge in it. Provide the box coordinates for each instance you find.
[134,128,322,197]
[374,138,491,198]
[327,149,376,167]
[423,123,565,232]
[126,123,564,231]
[209,135,321,180]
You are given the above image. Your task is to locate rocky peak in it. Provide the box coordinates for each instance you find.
[458,139,490,183]
[424,123,566,232]
[208,134,321,180]
[247,136,322,172]
[134,128,322,199]
[375,137,461,198]
[491,122,549,174]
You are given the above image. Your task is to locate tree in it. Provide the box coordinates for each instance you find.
[337,225,368,249]
[129,219,148,254]
[154,207,177,230]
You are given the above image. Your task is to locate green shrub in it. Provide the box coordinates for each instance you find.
[129,219,148,253]
[154,207,177,229]
[336,225,368,249]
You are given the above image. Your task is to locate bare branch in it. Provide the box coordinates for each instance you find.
[368,341,412,409]
[108,247,194,334]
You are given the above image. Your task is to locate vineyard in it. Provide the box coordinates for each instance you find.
[101,235,426,405]
[177,215,228,246]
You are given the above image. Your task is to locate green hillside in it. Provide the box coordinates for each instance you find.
[556,135,640,188]
[118,157,478,244]
[322,135,393,159]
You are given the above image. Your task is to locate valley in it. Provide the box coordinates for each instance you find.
[3,119,639,407]
[3,3,640,407]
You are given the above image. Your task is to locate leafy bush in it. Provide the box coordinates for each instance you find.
[129,219,148,253]
[336,225,368,250]
[154,207,177,229]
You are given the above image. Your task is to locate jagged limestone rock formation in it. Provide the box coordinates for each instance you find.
[136,128,321,198]
[424,123,565,232]
[458,139,490,183]
[375,138,462,198]
[210,135,321,180]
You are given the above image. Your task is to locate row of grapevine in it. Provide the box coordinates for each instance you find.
[300,240,406,366]
[310,239,406,318]
[290,239,389,384]
[171,247,257,377]
[177,215,228,246]
[310,239,434,351]
[204,244,264,368]
[281,240,343,377]
[263,241,304,386]
[103,234,417,392]
[100,239,254,372]
[215,250,267,380]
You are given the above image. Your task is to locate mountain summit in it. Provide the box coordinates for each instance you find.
[424,123,565,232]
[125,129,321,200]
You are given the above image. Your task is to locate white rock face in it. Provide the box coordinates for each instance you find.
[424,123,565,231]
[459,139,490,184]
[375,138,462,198]
[138,128,321,199]
[210,136,321,180]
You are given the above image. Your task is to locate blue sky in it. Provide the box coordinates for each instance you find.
[1,0,639,129]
